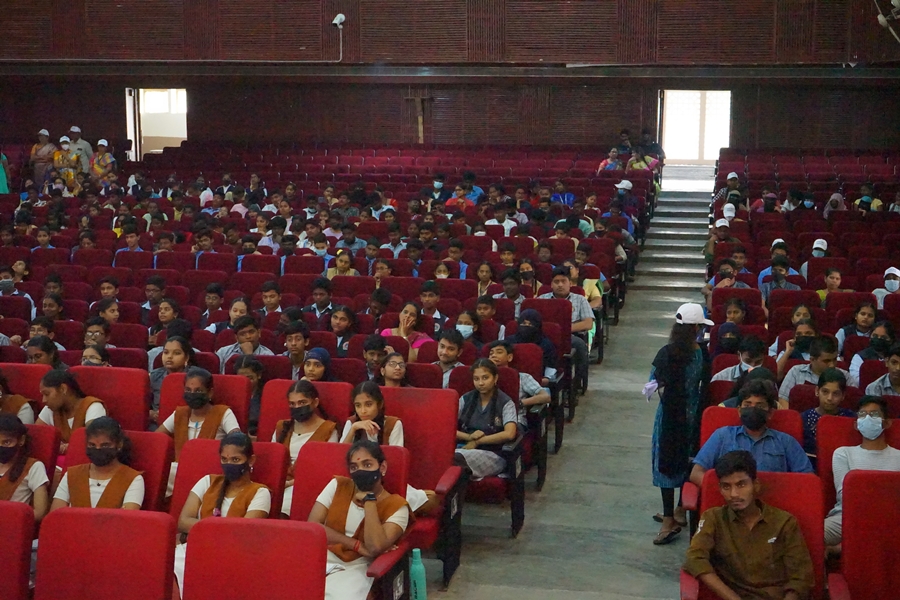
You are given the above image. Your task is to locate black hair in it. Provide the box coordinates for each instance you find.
[329,305,357,336]
[738,379,778,410]
[420,280,441,296]
[500,268,521,284]
[350,381,387,443]
[216,432,254,511]
[724,298,746,315]
[43,292,63,310]
[667,323,699,366]
[95,297,118,315]
[278,380,330,443]
[888,342,900,361]
[872,320,896,341]
[205,283,224,297]
[232,315,259,333]
[145,275,166,290]
[283,321,310,338]
[771,255,790,270]
[738,335,767,359]
[27,336,61,366]
[714,450,757,481]
[229,296,250,310]
[233,356,263,387]
[551,266,570,280]
[260,281,281,295]
[718,258,737,271]
[121,224,138,237]
[817,367,847,391]
[346,439,385,467]
[449,239,464,250]
[399,302,421,330]
[471,357,498,377]
[489,339,515,355]
[809,335,837,359]
[371,287,392,306]
[159,297,181,316]
[363,334,387,354]
[41,369,86,398]
[857,395,889,417]
[83,344,110,364]
[86,416,133,466]
[475,295,495,308]
[312,277,332,294]
[794,318,819,336]
[0,413,30,482]
[163,336,195,367]
[30,316,55,333]
[438,328,465,350]
[184,366,214,391]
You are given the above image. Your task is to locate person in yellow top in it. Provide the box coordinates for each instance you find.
[53,136,79,189]
[326,250,360,279]
[816,268,854,307]
[90,139,116,182]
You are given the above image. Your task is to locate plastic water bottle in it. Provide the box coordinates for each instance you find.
[410,547,427,600]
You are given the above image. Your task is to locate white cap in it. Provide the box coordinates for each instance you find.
[59,136,71,143]
[38,129,49,137]
[675,303,714,326]
[813,239,828,251]
[69,126,81,133]
[97,139,108,147]
[727,172,739,180]
[715,218,730,229]
[885,267,900,278]
[771,238,785,248]
[614,180,633,190]
[722,204,736,218]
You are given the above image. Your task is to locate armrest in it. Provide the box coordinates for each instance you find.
[682,482,700,511]
[435,466,464,496]
[827,573,850,600]
[366,538,411,579]
[501,433,524,456]
[679,570,700,600]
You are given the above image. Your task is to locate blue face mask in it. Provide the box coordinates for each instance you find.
[314,248,327,257]
[812,249,825,258]
[803,200,815,208]
[617,189,626,196]
[433,181,443,189]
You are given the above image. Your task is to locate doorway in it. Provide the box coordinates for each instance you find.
[126,88,188,159]
[661,90,731,165]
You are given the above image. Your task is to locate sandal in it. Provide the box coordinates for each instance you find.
[653,513,688,527]
[653,527,682,546]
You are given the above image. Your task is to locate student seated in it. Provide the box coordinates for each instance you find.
[0,413,50,522]
[158,367,241,496]
[849,321,895,384]
[835,302,875,355]
[768,304,814,357]
[711,336,767,383]
[378,352,410,388]
[274,380,338,516]
[256,281,282,317]
[760,255,801,306]
[775,319,819,380]
[83,316,115,349]
[690,379,813,487]
[865,342,900,396]
[419,281,447,336]
[701,259,751,312]
[233,356,263,436]
[0,368,35,424]
[455,310,482,350]
[488,341,551,428]
[454,359,519,479]
[825,395,900,555]
[475,295,506,340]
[433,330,465,388]
[505,308,558,385]
[36,369,106,456]
[816,268,854,307]
[301,277,334,322]
[214,315,274,374]
[175,432,271,599]
[683,450,814,600]
[26,335,68,369]
[328,306,356,358]
[493,268,525,318]
[779,335,855,408]
[149,337,194,428]
[51,417,144,511]
[538,267,594,395]
[800,368,855,457]
[281,321,309,380]
[362,335,387,381]
[302,348,334,382]
[205,297,250,335]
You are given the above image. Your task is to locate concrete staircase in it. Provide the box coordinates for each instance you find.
[631,191,710,303]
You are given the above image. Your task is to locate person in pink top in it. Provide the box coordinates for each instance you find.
[380,302,431,362]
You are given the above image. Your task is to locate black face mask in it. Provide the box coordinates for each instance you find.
[221,462,248,482]
[794,336,814,353]
[718,337,740,353]
[871,337,892,355]
[86,447,118,467]
[0,445,19,463]
[350,468,382,492]
[517,325,539,341]
[291,405,315,422]
[772,271,786,283]
[242,247,256,255]
[739,406,768,431]
[184,391,210,410]
[717,271,734,281]
[520,271,534,281]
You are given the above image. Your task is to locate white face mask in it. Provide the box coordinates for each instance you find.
[61,144,70,150]
[740,361,755,372]
[455,324,474,338]
[436,273,449,279]
[886,279,900,293]
[857,415,885,440]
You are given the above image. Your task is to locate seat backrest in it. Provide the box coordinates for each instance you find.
[330,358,368,386]
[289,442,409,520]
[35,508,175,600]
[699,406,803,446]
[788,383,862,414]
[224,353,293,382]
[183,519,326,600]
[405,362,443,388]
[256,379,353,443]
[711,287,762,309]
[699,470,825,600]
[66,427,174,512]
[25,424,60,481]
[0,501,33,600]
[0,296,32,321]
[521,298,572,355]
[381,386,458,490]
[840,470,900,600]
[1,363,51,406]
[159,372,251,432]
[69,366,149,432]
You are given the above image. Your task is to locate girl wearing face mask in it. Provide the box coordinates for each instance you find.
[36,370,106,461]
[309,440,411,600]
[713,322,741,357]
[175,432,270,598]
[835,302,876,355]
[51,417,143,512]
[776,319,819,379]
[205,297,249,335]
[0,414,49,521]
[768,303,814,357]
[822,192,846,219]
[149,337,193,428]
[275,380,338,516]
[455,310,482,350]
[303,348,334,382]
[518,259,541,296]
[816,268,853,307]
[158,367,241,497]
[81,344,110,368]
[377,352,410,388]
[849,321,896,383]
[0,369,35,424]
[329,306,357,358]
[434,262,451,279]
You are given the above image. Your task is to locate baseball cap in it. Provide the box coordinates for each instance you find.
[715,218,730,229]
[813,239,828,251]
[675,303,714,326]
[771,238,785,248]
[722,204,736,218]
[38,129,49,136]
[727,172,739,180]
[97,139,108,147]
[614,180,633,190]
[69,126,81,133]
[885,267,900,278]
[59,136,71,143]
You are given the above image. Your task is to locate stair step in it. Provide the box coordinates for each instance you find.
[654,208,710,219]
[630,280,704,293]
[629,291,706,305]
[642,238,704,249]
[646,229,710,240]
[636,265,707,277]
[651,216,710,227]
[641,251,706,264]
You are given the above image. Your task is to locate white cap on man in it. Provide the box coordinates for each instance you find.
[70,126,81,133]
[885,267,900,278]
[675,303,714,326]
[614,180,633,190]
[813,239,828,251]
[771,238,785,248]
[727,172,739,180]
[722,204,736,218]
[715,218,730,229]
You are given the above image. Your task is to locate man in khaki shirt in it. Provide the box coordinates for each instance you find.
[684,451,814,600]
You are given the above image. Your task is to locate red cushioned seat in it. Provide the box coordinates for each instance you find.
[113,250,154,270]
[70,365,150,432]
[788,383,862,414]
[160,373,251,433]
[30,248,70,268]
[0,296,32,321]
[108,322,149,349]
[71,248,113,268]
[0,501,33,600]
[153,251,196,272]
[26,423,60,480]
[197,252,237,274]
[87,265,133,287]
[256,379,353,443]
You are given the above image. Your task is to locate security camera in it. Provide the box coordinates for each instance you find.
[332,13,345,28]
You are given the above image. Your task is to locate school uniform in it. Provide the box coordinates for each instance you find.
[273,419,339,515]
[162,405,241,497]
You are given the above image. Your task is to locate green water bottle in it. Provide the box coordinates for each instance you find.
[410,547,427,600]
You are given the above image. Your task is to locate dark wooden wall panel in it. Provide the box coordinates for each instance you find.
[618,0,658,63]
[84,0,184,59]
[775,0,815,63]
[3,0,52,59]
[814,0,850,62]
[549,86,646,145]
[51,0,85,58]
[658,0,776,63]
[217,0,322,60]
[184,0,218,60]
[468,0,505,62]
[505,0,617,63]
[359,0,467,62]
